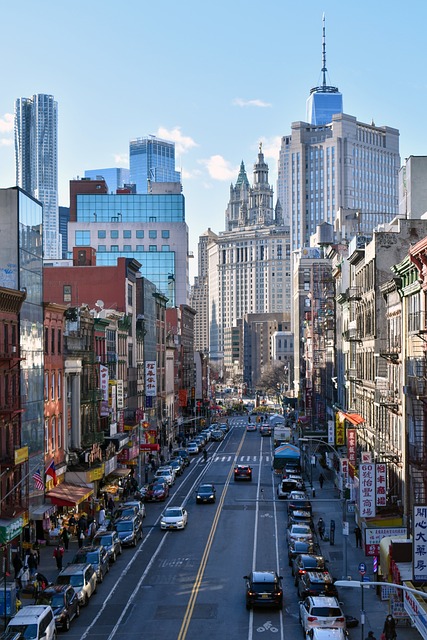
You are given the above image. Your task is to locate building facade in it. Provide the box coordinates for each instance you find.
[84,168,130,194]
[129,136,181,194]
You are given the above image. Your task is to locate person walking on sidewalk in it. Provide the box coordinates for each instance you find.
[317,517,325,540]
[355,525,363,548]
[61,526,70,550]
[53,544,64,571]
[318,473,324,489]
[27,550,38,578]
[365,632,376,640]
[382,613,397,639]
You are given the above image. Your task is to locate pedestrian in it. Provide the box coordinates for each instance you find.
[98,507,106,528]
[27,550,38,578]
[355,525,363,548]
[317,517,325,540]
[12,553,23,582]
[169,441,173,455]
[107,496,115,512]
[53,544,64,570]
[382,613,397,639]
[319,473,324,488]
[144,465,149,484]
[78,529,85,548]
[60,526,70,550]
[365,632,377,640]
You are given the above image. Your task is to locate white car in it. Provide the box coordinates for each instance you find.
[306,629,348,640]
[287,523,313,545]
[158,465,176,481]
[160,506,188,530]
[187,442,199,454]
[299,596,346,633]
[154,468,174,486]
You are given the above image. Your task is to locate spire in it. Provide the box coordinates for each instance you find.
[235,160,250,190]
[309,14,339,96]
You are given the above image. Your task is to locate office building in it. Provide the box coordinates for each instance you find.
[14,94,60,259]
[130,136,181,194]
[58,206,69,259]
[190,228,218,352]
[84,168,130,194]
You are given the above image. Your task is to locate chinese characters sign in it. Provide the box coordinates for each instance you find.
[336,412,345,446]
[376,463,387,507]
[347,428,357,467]
[359,463,376,518]
[145,361,157,397]
[413,506,427,582]
[365,526,406,557]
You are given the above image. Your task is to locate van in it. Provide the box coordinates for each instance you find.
[6,605,56,640]
[55,563,97,606]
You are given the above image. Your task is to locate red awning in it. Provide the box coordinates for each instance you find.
[46,483,93,507]
[339,411,365,426]
[139,443,160,452]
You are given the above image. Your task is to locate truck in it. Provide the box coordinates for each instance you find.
[273,443,301,474]
[272,423,291,448]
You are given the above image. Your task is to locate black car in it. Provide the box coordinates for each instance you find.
[234,464,252,481]
[196,483,216,503]
[243,571,283,609]
[70,545,110,583]
[288,540,318,566]
[172,449,191,466]
[288,510,314,529]
[287,494,312,516]
[259,425,272,437]
[92,530,122,563]
[297,570,338,599]
[37,584,80,631]
[115,514,143,547]
[292,554,326,582]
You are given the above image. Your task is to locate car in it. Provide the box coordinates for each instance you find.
[70,545,110,583]
[288,540,318,566]
[169,457,185,476]
[218,421,230,432]
[36,584,80,631]
[144,480,169,502]
[306,627,349,639]
[187,442,199,454]
[288,493,312,515]
[299,596,346,632]
[297,571,338,599]
[55,563,97,607]
[210,429,224,441]
[278,479,304,499]
[154,468,174,486]
[120,499,146,519]
[292,554,327,581]
[200,430,211,442]
[114,514,143,547]
[196,483,216,503]
[234,464,252,481]
[92,530,122,563]
[288,510,314,529]
[6,605,57,640]
[160,506,188,530]
[285,473,306,490]
[287,523,313,545]
[243,571,283,609]
[246,422,257,432]
[172,448,190,466]
[113,504,140,521]
[259,425,272,437]
[158,464,177,481]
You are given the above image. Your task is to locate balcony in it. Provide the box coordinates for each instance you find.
[375,388,401,411]
[0,395,26,414]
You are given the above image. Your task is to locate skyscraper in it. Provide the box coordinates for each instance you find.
[84,168,130,193]
[14,94,60,259]
[129,135,181,194]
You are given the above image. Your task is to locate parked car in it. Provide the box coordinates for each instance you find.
[210,429,224,442]
[55,563,97,607]
[169,457,185,476]
[196,483,216,503]
[6,606,56,640]
[297,571,338,599]
[288,510,314,529]
[160,506,188,530]
[92,530,122,563]
[36,585,80,631]
[113,504,140,522]
[288,540,318,566]
[114,515,143,547]
[288,492,312,515]
[278,478,304,499]
[292,554,327,581]
[70,545,110,583]
[154,468,174,486]
[306,629,349,640]
[172,448,190,466]
[120,499,146,519]
[243,571,283,609]
[187,442,199,454]
[218,421,230,432]
[299,596,346,632]
[287,523,313,545]
[234,464,253,481]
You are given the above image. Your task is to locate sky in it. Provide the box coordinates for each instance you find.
[1,1,427,282]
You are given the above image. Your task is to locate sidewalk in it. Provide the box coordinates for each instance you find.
[307,461,421,640]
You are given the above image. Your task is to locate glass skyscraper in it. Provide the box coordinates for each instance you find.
[84,168,130,194]
[14,94,60,259]
[129,136,181,194]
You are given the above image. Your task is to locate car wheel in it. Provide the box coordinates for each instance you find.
[63,616,70,632]
[106,563,110,573]
[246,601,251,610]
[112,552,116,563]
[99,572,103,583]
[76,605,80,618]
[84,594,89,606]
[118,545,122,556]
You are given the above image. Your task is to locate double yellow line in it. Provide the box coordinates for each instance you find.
[177,430,246,639]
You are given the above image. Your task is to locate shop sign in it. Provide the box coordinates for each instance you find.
[87,466,104,482]
[376,463,387,507]
[327,420,334,445]
[365,527,407,556]
[361,451,372,463]
[116,380,124,409]
[336,412,345,446]
[347,428,357,467]
[403,588,427,637]
[14,446,29,465]
[340,458,348,491]
[0,516,24,544]
[359,463,375,519]
[413,506,427,582]
[104,456,117,476]
[145,361,157,397]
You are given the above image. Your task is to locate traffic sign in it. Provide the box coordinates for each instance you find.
[358,562,367,575]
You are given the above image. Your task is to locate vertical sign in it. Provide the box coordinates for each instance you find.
[116,379,124,410]
[340,458,349,492]
[328,420,335,445]
[376,463,387,507]
[145,361,157,397]
[100,365,109,417]
[361,451,372,463]
[413,506,427,582]
[359,463,376,518]
[336,412,345,446]
[347,428,357,467]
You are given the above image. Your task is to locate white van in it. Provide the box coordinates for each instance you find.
[6,605,56,639]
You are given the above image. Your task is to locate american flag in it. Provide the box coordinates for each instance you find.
[33,470,44,491]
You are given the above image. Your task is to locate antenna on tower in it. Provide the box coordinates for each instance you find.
[321,13,327,90]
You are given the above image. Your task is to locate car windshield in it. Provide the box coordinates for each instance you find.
[75,551,99,564]
[7,623,38,639]
[116,521,132,532]
[116,508,134,518]
[96,535,112,546]
[292,526,310,533]
[57,574,83,587]
[37,593,64,607]
[311,606,342,617]
[251,582,276,593]
[164,509,182,517]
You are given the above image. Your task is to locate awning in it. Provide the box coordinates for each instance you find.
[30,503,57,521]
[46,483,93,507]
[339,411,365,426]
[139,443,160,452]
[106,468,131,479]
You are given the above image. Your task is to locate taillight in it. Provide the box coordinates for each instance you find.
[298,570,306,575]
[336,617,345,623]
[307,617,317,622]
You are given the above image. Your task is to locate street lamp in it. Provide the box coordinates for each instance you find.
[299,437,349,579]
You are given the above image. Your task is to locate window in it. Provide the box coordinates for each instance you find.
[51,416,56,451]
[123,230,132,238]
[161,230,170,239]
[110,230,119,239]
[149,216,157,222]
[45,419,49,454]
[149,245,157,252]
[149,230,157,239]
[162,245,170,251]
[57,371,62,399]
[136,245,144,251]
[57,329,61,354]
[45,373,49,401]
[63,285,71,302]
[123,245,132,252]
[111,245,119,252]
[98,245,106,252]
[51,371,55,400]
[75,230,90,246]
[128,284,133,306]
[44,327,49,354]
[57,415,62,450]
[98,230,106,239]
[136,230,144,238]
[51,328,55,355]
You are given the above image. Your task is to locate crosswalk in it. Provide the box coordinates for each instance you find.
[212,455,270,464]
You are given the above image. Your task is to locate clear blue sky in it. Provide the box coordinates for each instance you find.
[1,1,425,281]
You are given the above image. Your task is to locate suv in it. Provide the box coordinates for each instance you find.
[172,448,190,466]
[278,478,303,499]
[70,545,110,583]
[92,529,122,563]
[299,595,346,633]
[196,483,216,503]
[6,605,56,640]
[55,563,97,607]
[297,571,338,599]
[37,585,80,631]
[114,514,143,547]
[116,499,146,520]
[288,540,318,566]
[292,554,326,582]
[234,464,252,481]
[243,571,283,609]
